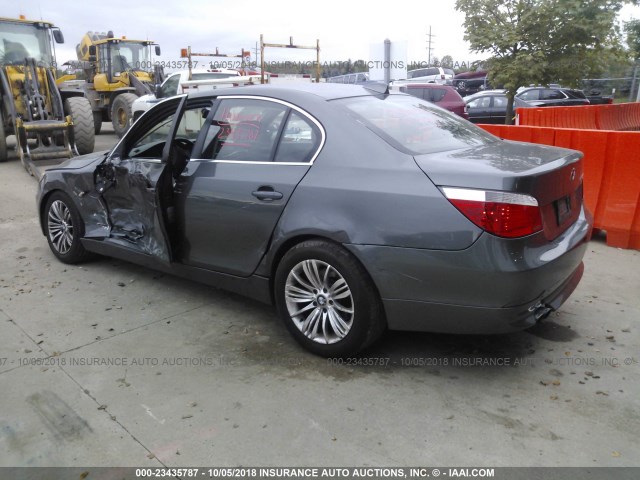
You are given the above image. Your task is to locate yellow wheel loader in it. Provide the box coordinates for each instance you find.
[0,16,94,175]
[75,31,163,137]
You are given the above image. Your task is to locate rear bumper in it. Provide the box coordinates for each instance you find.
[382,261,583,334]
[346,205,591,334]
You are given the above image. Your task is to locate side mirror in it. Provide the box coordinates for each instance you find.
[155,45,161,56]
[89,45,96,56]
[53,29,64,44]
[155,84,163,98]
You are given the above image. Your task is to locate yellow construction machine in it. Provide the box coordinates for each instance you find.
[0,16,94,175]
[75,31,163,137]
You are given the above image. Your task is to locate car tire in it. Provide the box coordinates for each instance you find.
[64,97,95,155]
[274,240,386,357]
[111,93,138,138]
[44,191,93,264]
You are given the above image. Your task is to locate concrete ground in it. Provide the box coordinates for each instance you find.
[0,126,638,468]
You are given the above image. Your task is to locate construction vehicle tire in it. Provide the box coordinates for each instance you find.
[93,112,102,135]
[111,93,138,138]
[64,97,95,155]
[0,110,7,162]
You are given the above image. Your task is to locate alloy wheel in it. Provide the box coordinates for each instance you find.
[284,259,354,344]
[48,200,74,255]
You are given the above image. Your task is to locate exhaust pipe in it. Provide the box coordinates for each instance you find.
[528,301,553,321]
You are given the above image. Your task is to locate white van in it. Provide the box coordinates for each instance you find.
[404,67,454,84]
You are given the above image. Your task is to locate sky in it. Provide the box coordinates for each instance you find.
[7,0,640,71]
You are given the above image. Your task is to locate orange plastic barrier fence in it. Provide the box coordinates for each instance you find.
[517,103,640,131]
[479,124,640,250]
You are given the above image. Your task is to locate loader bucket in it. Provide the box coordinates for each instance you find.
[15,116,76,178]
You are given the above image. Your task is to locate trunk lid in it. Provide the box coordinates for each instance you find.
[414,140,584,240]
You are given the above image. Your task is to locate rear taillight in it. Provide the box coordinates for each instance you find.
[441,187,543,238]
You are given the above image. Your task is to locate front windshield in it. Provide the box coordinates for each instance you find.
[0,21,54,66]
[111,41,152,72]
[336,94,497,155]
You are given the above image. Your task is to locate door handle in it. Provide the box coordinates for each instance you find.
[252,186,283,201]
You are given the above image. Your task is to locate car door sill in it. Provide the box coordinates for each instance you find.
[81,238,272,305]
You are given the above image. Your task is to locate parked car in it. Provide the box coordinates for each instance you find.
[452,70,489,97]
[404,67,455,84]
[37,84,591,357]
[465,90,532,124]
[394,83,469,119]
[327,73,369,84]
[132,69,245,121]
[584,88,614,105]
[515,87,590,107]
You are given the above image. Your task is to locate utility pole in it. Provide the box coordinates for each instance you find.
[426,26,435,66]
[254,41,259,71]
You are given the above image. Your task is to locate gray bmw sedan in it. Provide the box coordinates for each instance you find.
[37,83,592,356]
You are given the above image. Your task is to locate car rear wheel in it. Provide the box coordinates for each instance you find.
[274,240,385,357]
[44,191,92,264]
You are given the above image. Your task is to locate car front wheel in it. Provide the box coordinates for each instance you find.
[44,191,92,264]
[274,240,385,357]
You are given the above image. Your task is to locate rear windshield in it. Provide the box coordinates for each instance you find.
[335,95,497,155]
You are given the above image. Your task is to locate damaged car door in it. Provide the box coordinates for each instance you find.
[94,96,190,262]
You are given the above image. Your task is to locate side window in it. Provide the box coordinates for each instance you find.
[128,112,175,159]
[98,45,109,73]
[201,99,287,161]
[175,108,207,141]
[405,88,425,100]
[431,89,447,102]
[274,111,321,163]
[493,96,508,108]
[160,75,180,98]
[467,97,491,108]
[541,89,566,100]
[519,89,540,101]
[126,102,209,159]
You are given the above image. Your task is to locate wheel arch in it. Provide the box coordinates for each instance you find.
[39,188,61,235]
[266,234,385,316]
[39,188,84,236]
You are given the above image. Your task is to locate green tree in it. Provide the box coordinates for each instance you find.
[441,55,454,68]
[625,19,640,61]
[455,0,631,124]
